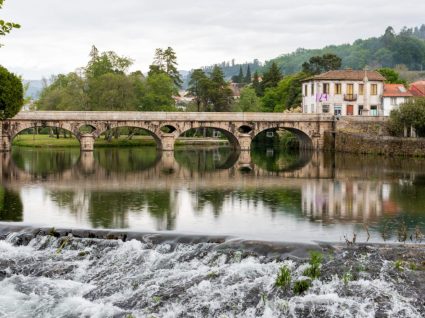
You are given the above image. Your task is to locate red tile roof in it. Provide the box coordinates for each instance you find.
[383,84,412,97]
[409,81,425,97]
[303,70,386,82]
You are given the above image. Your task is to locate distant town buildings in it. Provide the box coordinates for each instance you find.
[302,70,385,116]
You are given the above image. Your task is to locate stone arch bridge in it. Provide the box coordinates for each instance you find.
[1,112,334,152]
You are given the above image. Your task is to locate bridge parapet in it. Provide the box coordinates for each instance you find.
[1,111,336,152]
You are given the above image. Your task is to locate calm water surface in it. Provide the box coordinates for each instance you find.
[1,146,425,243]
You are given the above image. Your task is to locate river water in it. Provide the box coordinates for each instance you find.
[1,146,425,243]
[1,146,425,317]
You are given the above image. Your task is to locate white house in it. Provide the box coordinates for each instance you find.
[302,70,385,116]
[382,84,412,116]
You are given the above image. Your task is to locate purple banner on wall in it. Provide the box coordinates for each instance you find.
[316,93,328,102]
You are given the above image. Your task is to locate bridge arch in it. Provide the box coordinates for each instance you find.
[252,125,314,150]
[97,123,163,149]
[176,124,241,150]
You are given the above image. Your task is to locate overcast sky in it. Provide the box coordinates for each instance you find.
[0,0,424,79]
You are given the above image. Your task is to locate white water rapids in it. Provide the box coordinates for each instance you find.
[0,233,422,318]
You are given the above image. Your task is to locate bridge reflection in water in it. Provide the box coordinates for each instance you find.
[1,147,424,242]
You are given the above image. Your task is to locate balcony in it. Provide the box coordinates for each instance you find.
[344,94,357,101]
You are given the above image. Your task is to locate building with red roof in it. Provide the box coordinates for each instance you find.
[382,84,412,116]
[409,81,425,97]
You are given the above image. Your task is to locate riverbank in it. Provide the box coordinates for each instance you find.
[0,225,424,317]
[12,134,229,148]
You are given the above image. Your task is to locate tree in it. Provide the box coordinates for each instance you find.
[208,66,233,112]
[388,97,425,137]
[377,68,407,85]
[151,47,182,88]
[0,0,20,46]
[234,87,261,112]
[245,65,252,84]
[260,62,282,93]
[252,71,262,96]
[0,65,23,119]
[187,69,209,112]
[302,54,342,75]
[85,46,133,78]
[140,73,176,111]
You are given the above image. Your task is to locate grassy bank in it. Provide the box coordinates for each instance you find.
[12,134,228,148]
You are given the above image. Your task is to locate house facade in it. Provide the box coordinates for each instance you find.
[302,70,385,116]
[382,84,413,116]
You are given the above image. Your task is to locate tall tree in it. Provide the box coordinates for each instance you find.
[85,46,133,78]
[0,0,20,46]
[261,62,282,93]
[252,71,262,96]
[302,54,342,75]
[377,68,407,85]
[187,69,209,112]
[0,65,23,119]
[245,65,252,84]
[234,87,261,112]
[151,47,182,88]
[208,66,233,112]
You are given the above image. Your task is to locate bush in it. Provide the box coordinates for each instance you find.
[388,98,425,137]
[275,265,291,288]
[0,65,23,119]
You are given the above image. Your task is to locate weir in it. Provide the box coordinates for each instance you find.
[0,111,335,152]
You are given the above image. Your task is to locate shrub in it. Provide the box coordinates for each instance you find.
[293,279,311,295]
[0,65,23,119]
[275,265,291,288]
[388,98,425,137]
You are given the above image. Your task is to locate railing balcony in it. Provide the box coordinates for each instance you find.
[344,94,357,101]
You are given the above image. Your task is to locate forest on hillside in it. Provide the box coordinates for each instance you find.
[264,25,425,75]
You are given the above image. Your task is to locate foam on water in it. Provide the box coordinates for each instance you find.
[0,234,423,317]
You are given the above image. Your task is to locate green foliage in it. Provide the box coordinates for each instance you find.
[260,72,308,112]
[303,251,323,280]
[394,259,404,271]
[0,0,20,44]
[0,65,23,119]
[377,68,407,85]
[388,98,425,137]
[140,73,176,111]
[293,279,311,295]
[234,87,261,112]
[302,54,342,75]
[151,47,182,88]
[342,271,353,285]
[187,69,209,111]
[36,46,178,112]
[260,62,282,94]
[275,265,291,289]
[266,25,425,74]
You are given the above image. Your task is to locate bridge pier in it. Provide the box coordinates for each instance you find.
[160,134,176,151]
[80,134,95,152]
[0,135,11,152]
[237,135,253,151]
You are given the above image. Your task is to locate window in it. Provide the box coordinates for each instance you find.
[346,84,354,94]
[358,105,363,115]
[334,105,342,116]
[359,84,364,95]
[323,83,330,94]
[390,97,397,105]
[322,105,329,113]
[304,84,308,96]
[334,83,341,94]
[371,84,378,95]
[311,83,314,96]
[311,104,315,113]
[266,131,274,138]
[371,105,378,116]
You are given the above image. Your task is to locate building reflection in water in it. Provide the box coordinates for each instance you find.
[0,147,424,241]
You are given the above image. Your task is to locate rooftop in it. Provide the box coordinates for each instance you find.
[409,81,425,97]
[383,84,412,97]
[303,70,386,82]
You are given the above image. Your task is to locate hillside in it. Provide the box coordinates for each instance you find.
[266,25,425,75]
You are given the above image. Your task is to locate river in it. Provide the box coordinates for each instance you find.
[0,146,424,317]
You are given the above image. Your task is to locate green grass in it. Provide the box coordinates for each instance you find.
[275,265,291,289]
[12,134,227,148]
